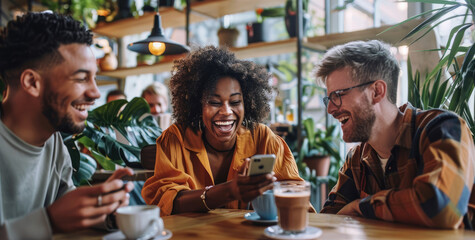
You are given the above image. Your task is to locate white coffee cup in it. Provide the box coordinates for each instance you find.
[116,205,164,239]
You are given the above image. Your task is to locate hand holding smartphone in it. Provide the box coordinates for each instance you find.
[247,154,276,176]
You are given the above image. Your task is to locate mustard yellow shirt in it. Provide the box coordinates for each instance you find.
[142,123,301,216]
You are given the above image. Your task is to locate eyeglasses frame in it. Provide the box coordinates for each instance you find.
[323,81,376,108]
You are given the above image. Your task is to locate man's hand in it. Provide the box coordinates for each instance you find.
[46,168,134,232]
[229,158,276,203]
[337,199,362,216]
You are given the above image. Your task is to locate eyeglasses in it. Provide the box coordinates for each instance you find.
[323,81,376,108]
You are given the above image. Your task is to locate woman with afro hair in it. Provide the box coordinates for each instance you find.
[142,46,302,216]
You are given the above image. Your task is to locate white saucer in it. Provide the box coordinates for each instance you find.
[103,229,172,240]
[244,212,278,223]
[264,225,322,240]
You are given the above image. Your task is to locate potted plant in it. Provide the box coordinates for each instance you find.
[217,27,239,48]
[247,7,286,44]
[63,97,162,184]
[295,117,342,211]
[136,53,157,66]
[249,1,309,42]
[392,0,475,139]
[42,0,105,28]
[298,118,342,178]
[284,0,309,37]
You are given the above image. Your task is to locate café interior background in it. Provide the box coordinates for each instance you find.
[1,0,474,154]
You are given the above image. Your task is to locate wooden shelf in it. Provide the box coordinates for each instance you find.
[98,60,175,78]
[191,0,285,19]
[92,7,207,38]
[97,20,423,78]
[230,38,297,59]
[304,19,423,51]
[97,39,296,78]
[92,0,286,38]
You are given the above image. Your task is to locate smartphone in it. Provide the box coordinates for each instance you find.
[247,154,276,176]
[109,180,129,194]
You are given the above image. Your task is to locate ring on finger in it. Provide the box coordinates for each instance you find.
[97,195,103,207]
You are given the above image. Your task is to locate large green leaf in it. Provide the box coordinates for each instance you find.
[71,153,97,186]
[63,134,97,186]
[404,5,461,41]
[74,97,162,170]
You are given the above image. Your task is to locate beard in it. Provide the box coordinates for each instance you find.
[42,88,85,134]
[343,96,376,143]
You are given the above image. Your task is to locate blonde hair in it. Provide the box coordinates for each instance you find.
[314,40,400,104]
[141,82,169,105]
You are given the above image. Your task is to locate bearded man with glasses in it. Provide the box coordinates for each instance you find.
[315,40,475,229]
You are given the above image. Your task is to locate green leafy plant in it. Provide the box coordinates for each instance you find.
[63,137,98,186]
[333,0,355,12]
[391,0,475,139]
[64,97,162,184]
[299,118,341,160]
[285,0,309,14]
[297,118,342,188]
[255,7,286,23]
[42,0,105,28]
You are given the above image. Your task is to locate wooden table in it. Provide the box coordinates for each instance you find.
[54,209,475,239]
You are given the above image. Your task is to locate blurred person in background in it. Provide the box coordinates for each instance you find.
[141,82,169,115]
[106,89,126,103]
[141,82,171,129]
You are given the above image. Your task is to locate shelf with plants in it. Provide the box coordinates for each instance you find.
[97,39,297,78]
[93,0,288,78]
[92,0,286,39]
[92,7,207,38]
[97,19,421,78]
[191,0,285,19]
[94,0,421,79]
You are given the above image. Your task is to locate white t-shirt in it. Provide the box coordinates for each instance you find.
[378,155,389,174]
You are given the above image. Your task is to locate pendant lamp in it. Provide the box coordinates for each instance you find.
[127,13,190,56]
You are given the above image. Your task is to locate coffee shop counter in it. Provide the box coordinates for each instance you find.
[54,208,475,240]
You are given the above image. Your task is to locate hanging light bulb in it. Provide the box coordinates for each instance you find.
[148,42,166,55]
[127,13,189,56]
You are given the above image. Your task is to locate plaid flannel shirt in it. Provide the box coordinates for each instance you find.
[321,103,475,229]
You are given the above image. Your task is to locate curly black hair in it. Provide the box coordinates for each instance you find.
[0,12,92,88]
[170,46,273,132]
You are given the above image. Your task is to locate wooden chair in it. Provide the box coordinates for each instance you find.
[140,144,157,170]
